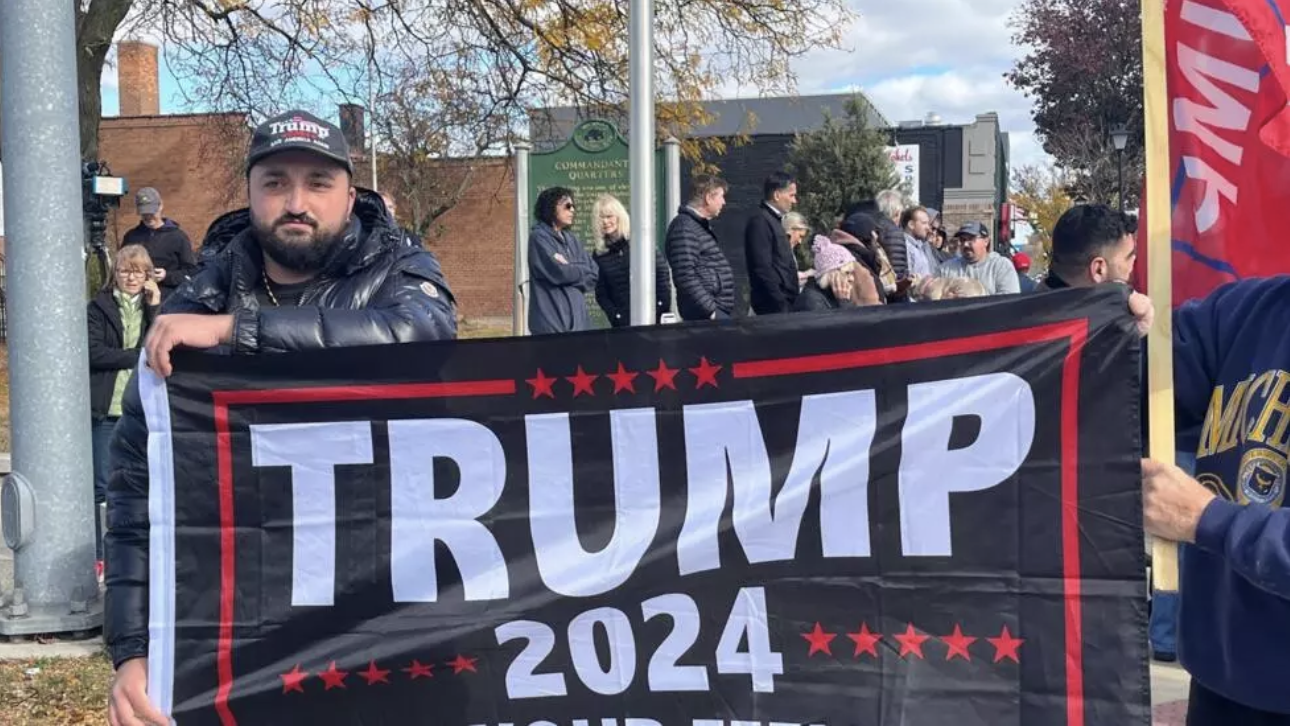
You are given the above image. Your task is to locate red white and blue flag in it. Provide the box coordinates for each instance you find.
[1144,0,1290,304]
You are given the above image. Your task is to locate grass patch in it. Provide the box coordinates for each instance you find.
[458,320,512,340]
[0,654,113,725]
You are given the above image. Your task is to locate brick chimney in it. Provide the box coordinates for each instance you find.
[117,41,160,116]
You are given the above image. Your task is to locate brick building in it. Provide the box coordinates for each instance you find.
[102,41,249,250]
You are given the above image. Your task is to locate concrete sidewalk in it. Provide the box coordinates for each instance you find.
[1151,660,1190,725]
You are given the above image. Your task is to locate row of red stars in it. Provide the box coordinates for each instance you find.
[280,655,479,694]
[526,358,723,398]
[802,622,1024,663]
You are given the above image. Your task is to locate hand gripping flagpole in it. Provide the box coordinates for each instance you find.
[1142,0,1179,592]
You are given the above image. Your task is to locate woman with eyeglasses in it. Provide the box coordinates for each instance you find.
[87,244,161,575]
[528,186,598,334]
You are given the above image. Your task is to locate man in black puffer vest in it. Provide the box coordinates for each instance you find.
[104,109,456,725]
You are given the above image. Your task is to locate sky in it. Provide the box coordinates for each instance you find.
[98,0,1045,168]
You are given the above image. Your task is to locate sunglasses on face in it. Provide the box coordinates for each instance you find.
[562,202,575,211]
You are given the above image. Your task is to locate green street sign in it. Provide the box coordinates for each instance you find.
[527,119,669,255]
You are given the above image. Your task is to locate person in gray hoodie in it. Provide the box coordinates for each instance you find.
[528,186,598,334]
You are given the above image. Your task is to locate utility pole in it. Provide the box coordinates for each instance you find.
[627,0,656,326]
[0,0,103,635]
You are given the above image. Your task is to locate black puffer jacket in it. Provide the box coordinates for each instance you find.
[846,202,908,279]
[593,237,672,327]
[104,190,457,668]
[664,206,734,320]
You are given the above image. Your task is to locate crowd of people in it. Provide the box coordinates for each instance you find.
[92,109,1290,727]
[523,172,1048,335]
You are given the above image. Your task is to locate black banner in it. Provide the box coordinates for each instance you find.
[142,287,1150,725]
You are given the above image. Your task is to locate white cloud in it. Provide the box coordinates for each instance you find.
[784,0,1053,170]
[797,0,1022,88]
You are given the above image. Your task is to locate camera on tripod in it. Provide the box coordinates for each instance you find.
[81,161,126,253]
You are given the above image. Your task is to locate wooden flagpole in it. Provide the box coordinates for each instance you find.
[1142,0,1179,591]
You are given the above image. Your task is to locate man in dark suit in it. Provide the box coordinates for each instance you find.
[744,171,799,315]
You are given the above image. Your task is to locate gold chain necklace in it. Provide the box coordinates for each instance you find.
[262,268,281,307]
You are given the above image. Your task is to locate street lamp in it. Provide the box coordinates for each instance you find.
[1111,126,1130,211]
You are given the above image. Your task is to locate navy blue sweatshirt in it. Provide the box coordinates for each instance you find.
[1173,276,1290,712]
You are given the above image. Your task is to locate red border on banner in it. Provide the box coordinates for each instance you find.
[734,318,1090,726]
[208,318,1090,726]
[209,379,516,726]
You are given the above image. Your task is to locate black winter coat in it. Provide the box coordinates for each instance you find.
[744,203,798,315]
[122,219,197,293]
[593,238,672,327]
[87,290,158,419]
[104,190,457,668]
[793,279,852,312]
[875,216,909,280]
[664,207,734,320]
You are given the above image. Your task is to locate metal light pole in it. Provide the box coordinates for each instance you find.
[0,0,102,635]
[627,0,656,326]
[512,143,532,336]
[1111,126,1130,212]
[663,136,681,316]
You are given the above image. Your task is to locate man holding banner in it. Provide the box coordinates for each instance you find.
[1141,276,1290,723]
[1137,0,1290,721]
[104,109,458,726]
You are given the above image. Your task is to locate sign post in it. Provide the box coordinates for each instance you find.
[1141,0,1179,591]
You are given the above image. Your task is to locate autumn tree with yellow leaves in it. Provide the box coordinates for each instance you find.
[1010,163,1074,255]
[75,0,853,233]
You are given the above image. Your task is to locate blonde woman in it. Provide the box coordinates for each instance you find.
[87,244,161,572]
[591,194,672,326]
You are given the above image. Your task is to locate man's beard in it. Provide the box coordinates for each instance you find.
[251,213,347,273]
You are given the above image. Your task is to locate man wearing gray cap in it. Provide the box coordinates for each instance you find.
[936,222,1020,295]
[121,187,196,299]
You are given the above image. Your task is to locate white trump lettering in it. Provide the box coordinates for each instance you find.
[250,421,374,607]
[898,373,1036,556]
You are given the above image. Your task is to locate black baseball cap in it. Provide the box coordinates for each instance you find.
[246,110,354,176]
[954,221,990,238]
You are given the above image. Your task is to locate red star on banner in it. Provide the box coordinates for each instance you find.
[941,624,977,661]
[526,369,557,399]
[646,360,679,392]
[318,661,349,690]
[280,664,308,694]
[846,623,882,658]
[358,660,391,685]
[689,357,723,389]
[895,623,930,659]
[447,654,479,675]
[567,366,599,397]
[607,362,639,394]
[801,621,837,657]
[402,659,434,680]
[987,625,1024,664]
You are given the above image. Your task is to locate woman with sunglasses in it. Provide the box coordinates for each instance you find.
[528,186,598,334]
